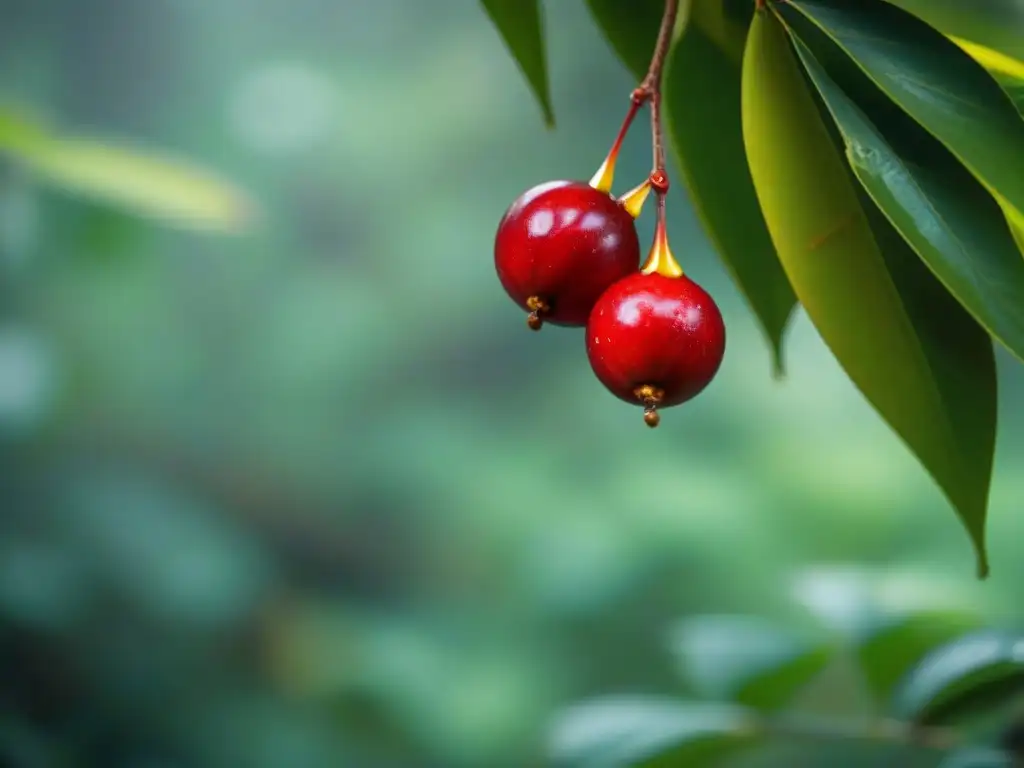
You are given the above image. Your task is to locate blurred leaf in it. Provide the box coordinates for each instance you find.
[0,108,254,233]
[854,611,985,708]
[938,746,1014,768]
[793,39,1024,363]
[548,697,757,768]
[584,0,663,82]
[686,0,752,64]
[786,0,1024,227]
[669,615,831,711]
[480,0,554,127]
[893,630,1024,725]
[665,0,795,376]
[743,9,996,577]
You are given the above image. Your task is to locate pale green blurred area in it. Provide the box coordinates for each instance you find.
[0,1,1023,767]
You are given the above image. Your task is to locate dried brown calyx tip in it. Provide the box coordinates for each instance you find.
[634,384,665,428]
[525,295,550,331]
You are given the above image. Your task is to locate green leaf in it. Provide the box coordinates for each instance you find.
[0,109,254,233]
[855,611,985,708]
[584,0,663,82]
[893,630,1024,725]
[791,38,1024,363]
[548,697,757,768]
[664,0,796,376]
[883,0,1024,60]
[480,0,554,127]
[938,746,1015,768]
[669,615,831,711]
[785,0,1024,227]
[742,8,996,577]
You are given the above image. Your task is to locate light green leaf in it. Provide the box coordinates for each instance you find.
[665,0,796,376]
[742,8,996,577]
[584,0,663,82]
[548,697,757,768]
[785,0,1024,229]
[480,0,554,127]
[792,38,1024,363]
[0,109,254,233]
[669,615,831,711]
[893,629,1024,725]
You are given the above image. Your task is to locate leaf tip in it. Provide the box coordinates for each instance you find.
[975,550,990,581]
[770,345,786,381]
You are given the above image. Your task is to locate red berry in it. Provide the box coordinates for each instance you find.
[586,271,726,426]
[494,180,641,329]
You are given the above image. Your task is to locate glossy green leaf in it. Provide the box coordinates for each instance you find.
[785,0,1024,227]
[855,611,985,707]
[584,0,663,82]
[893,630,1024,725]
[743,8,996,577]
[0,109,254,233]
[665,0,795,376]
[548,697,757,768]
[884,0,1024,60]
[480,0,554,127]
[792,41,1024,363]
[670,615,830,711]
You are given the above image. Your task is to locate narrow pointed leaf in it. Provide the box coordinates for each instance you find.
[793,41,1024,363]
[665,0,795,376]
[742,8,996,577]
[893,630,1024,725]
[480,0,554,127]
[0,110,254,233]
[548,697,757,768]
[584,0,663,82]
[669,615,831,711]
[785,0,1024,226]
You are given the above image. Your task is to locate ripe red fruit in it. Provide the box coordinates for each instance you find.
[494,180,641,329]
[586,271,726,427]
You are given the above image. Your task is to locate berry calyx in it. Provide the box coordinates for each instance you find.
[586,227,726,426]
[494,180,642,329]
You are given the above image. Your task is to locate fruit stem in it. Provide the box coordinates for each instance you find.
[641,218,684,278]
[619,179,652,219]
[634,0,681,271]
[589,93,644,193]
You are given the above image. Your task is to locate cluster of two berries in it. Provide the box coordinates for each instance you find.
[493,119,727,427]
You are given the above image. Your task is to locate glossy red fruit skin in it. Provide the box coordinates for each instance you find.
[586,272,726,407]
[494,180,641,326]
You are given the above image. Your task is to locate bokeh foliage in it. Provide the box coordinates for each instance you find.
[1,1,1024,767]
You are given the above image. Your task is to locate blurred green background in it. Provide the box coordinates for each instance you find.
[1,1,1023,766]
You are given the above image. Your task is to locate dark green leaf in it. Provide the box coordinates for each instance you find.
[883,0,1024,60]
[584,0,663,82]
[893,630,1024,725]
[548,697,757,768]
[665,0,795,376]
[669,615,831,711]
[855,611,985,707]
[743,7,996,577]
[785,0,1024,227]
[792,39,1024,363]
[480,0,554,127]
